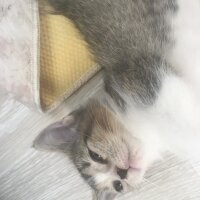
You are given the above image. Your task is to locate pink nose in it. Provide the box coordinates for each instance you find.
[117,158,142,176]
[129,158,143,171]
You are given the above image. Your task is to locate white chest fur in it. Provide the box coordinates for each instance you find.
[125,75,200,162]
[156,0,200,159]
[169,0,200,89]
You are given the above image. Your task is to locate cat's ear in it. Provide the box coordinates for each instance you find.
[33,110,83,152]
[93,190,117,200]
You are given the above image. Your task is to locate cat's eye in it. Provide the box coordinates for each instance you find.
[113,180,123,192]
[88,149,107,164]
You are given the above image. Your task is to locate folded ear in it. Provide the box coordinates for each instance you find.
[33,114,81,152]
[93,190,117,200]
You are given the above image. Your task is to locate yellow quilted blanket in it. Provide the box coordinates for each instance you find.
[40,13,99,111]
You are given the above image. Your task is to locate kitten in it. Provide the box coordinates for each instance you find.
[34,0,200,199]
[34,100,147,199]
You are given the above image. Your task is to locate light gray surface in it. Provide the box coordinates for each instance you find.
[0,76,200,200]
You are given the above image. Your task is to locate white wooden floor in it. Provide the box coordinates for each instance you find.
[0,75,200,200]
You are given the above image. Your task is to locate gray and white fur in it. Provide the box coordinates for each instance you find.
[34,0,200,199]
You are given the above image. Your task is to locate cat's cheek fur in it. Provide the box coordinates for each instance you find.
[95,172,112,185]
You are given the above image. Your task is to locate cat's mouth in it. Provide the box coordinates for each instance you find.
[122,156,147,187]
[125,167,146,189]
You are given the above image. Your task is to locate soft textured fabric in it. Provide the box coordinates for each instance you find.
[0,0,39,108]
[0,0,99,111]
[0,76,200,200]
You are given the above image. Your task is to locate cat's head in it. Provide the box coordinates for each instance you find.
[34,100,148,200]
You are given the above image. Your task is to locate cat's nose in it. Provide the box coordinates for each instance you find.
[117,168,128,179]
